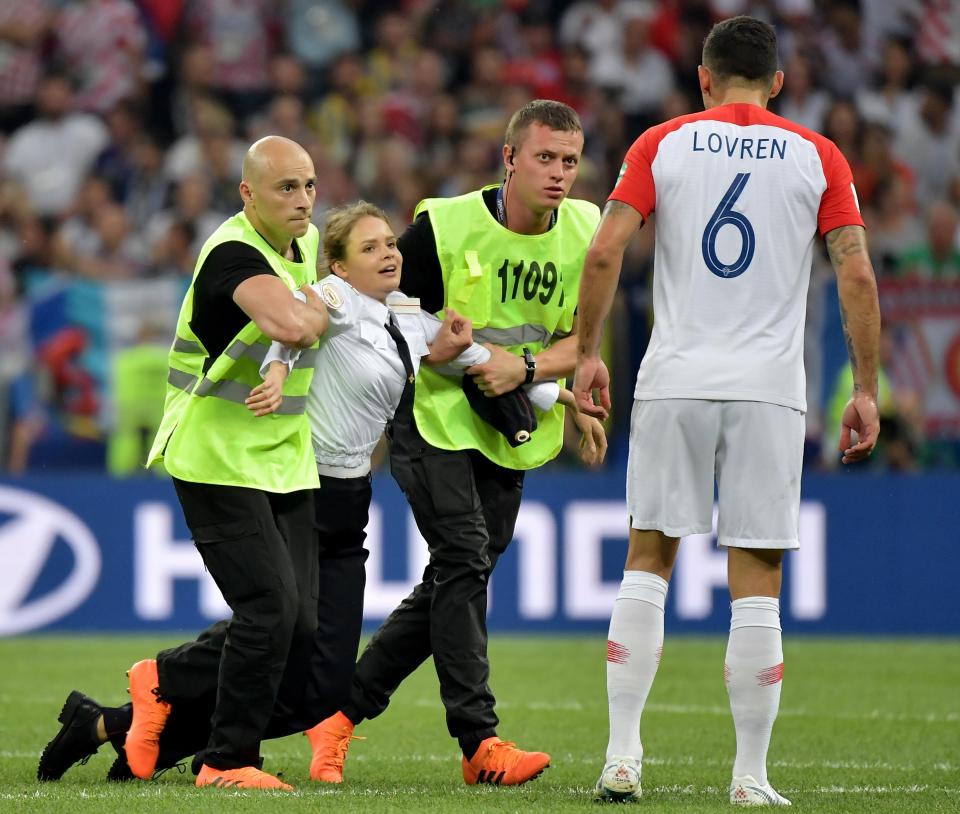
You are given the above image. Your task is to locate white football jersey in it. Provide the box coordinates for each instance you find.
[611,103,863,411]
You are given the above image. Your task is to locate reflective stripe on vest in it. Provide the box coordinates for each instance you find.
[173,337,204,354]
[168,367,197,392]
[474,324,552,348]
[168,338,315,414]
[193,377,307,415]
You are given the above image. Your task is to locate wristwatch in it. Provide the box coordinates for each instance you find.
[522,346,536,384]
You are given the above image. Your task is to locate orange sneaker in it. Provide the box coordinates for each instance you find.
[305,711,364,783]
[195,763,294,791]
[124,659,171,779]
[462,737,550,786]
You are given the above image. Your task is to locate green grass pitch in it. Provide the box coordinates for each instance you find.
[1,635,958,812]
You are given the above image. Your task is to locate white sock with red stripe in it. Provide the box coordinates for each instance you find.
[725,596,784,785]
[605,570,669,761]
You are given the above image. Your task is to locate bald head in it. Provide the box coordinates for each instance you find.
[242,135,312,187]
[240,135,317,251]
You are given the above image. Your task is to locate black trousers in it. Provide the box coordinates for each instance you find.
[154,475,371,769]
[158,479,317,770]
[346,416,524,740]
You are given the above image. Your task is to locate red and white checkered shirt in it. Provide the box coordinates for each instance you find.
[0,0,49,106]
[185,0,276,92]
[56,0,147,113]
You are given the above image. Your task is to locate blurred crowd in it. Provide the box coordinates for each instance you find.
[0,0,959,475]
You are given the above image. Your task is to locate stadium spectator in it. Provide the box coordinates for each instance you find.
[420,94,464,192]
[182,0,279,120]
[105,322,169,476]
[164,97,245,185]
[93,102,151,205]
[0,0,52,133]
[503,17,565,101]
[774,52,830,132]
[246,93,311,145]
[54,0,147,114]
[574,15,880,805]
[822,97,864,165]
[559,0,652,64]
[855,35,918,129]
[52,176,116,269]
[435,132,498,199]
[864,175,924,277]
[588,4,676,133]
[412,0,468,59]
[895,200,960,279]
[267,52,309,100]
[2,74,109,217]
[894,76,960,204]
[146,173,228,260]
[818,0,875,97]
[306,100,600,788]
[59,202,148,280]
[0,261,32,469]
[146,218,196,278]
[122,136,170,229]
[11,214,55,277]
[310,52,367,166]
[283,0,360,92]
[914,0,960,67]
[853,121,915,210]
[168,45,217,138]
[381,48,449,149]
[365,10,420,97]
[459,46,511,139]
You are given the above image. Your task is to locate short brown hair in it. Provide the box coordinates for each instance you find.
[504,99,582,150]
[322,200,391,273]
[702,16,778,85]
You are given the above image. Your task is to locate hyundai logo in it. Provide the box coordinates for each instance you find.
[0,486,101,635]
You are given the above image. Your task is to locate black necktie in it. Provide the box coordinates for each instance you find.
[384,312,415,384]
[384,311,416,426]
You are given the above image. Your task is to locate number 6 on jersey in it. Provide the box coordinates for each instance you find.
[701,172,755,279]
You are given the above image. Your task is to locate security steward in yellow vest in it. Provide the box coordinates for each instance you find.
[138,137,327,789]
[338,101,601,783]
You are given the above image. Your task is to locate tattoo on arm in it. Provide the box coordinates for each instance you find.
[838,300,859,385]
[827,225,870,387]
[602,200,641,222]
[825,225,867,269]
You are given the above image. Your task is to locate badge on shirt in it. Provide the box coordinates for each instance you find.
[388,295,420,315]
[614,161,628,188]
[320,280,343,310]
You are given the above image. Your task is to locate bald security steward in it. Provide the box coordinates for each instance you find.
[131,136,325,791]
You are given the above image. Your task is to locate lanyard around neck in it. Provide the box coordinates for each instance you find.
[496,184,557,231]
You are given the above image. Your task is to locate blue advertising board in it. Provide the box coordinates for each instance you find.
[1,470,958,636]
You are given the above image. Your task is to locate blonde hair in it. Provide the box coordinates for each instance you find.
[322,200,391,274]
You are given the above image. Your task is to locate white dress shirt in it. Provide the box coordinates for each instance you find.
[262,276,559,478]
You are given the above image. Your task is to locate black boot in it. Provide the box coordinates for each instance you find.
[37,691,104,781]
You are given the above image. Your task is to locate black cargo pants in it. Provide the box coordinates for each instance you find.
[345,415,524,741]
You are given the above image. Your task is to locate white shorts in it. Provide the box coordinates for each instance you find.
[626,399,804,549]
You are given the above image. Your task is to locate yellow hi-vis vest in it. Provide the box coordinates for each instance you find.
[147,212,321,492]
[412,187,600,469]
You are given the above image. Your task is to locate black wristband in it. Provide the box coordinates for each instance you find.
[522,346,536,384]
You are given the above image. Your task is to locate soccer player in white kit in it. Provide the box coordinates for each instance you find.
[573,15,881,807]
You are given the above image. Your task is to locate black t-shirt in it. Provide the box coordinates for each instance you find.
[396,187,500,314]
[190,239,303,371]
